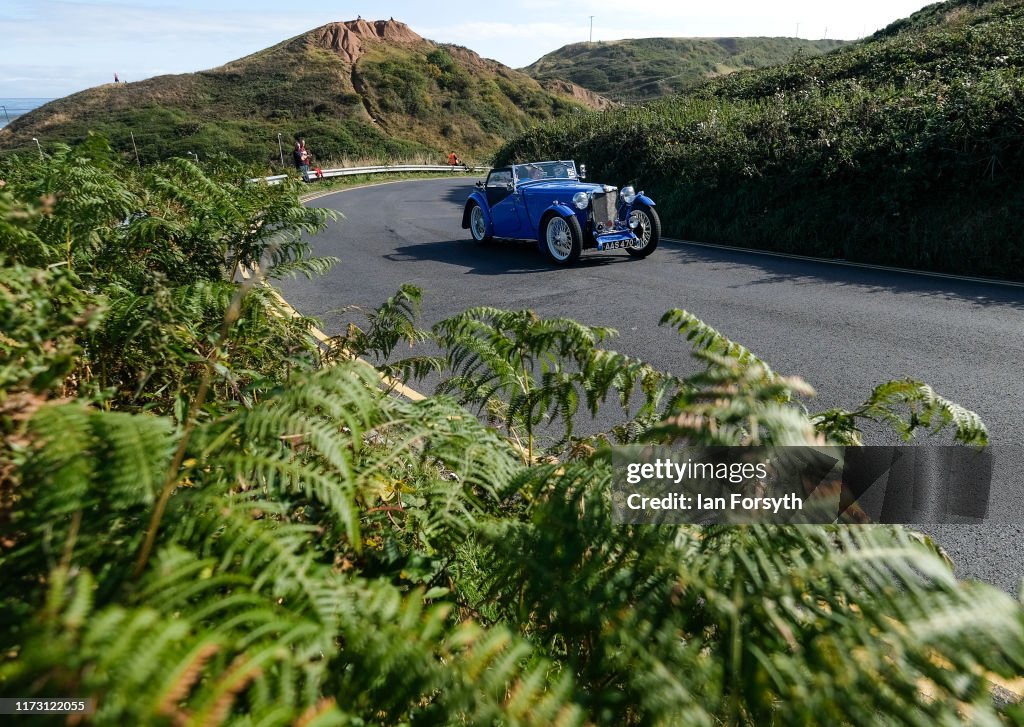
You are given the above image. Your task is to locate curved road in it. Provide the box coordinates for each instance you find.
[278,177,1024,592]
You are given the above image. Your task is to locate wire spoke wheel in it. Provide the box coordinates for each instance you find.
[626,205,661,258]
[546,217,572,260]
[468,202,491,243]
[543,214,581,264]
[633,212,651,245]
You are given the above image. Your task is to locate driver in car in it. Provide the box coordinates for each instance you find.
[521,164,544,180]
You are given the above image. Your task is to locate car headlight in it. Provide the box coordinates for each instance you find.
[572,191,589,210]
[621,186,636,205]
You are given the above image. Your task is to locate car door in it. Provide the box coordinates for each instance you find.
[485,169,523,237]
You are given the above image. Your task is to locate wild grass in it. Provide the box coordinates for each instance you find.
[1,34,592,169]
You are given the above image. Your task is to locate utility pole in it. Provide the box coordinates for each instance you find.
[277,132,284,165]
[32,137,42,158]
[795,22,800,38]
[130,131,141,166]
[589,16,594,43]
[0,105,9,125]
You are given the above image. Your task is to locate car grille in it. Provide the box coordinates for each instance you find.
[590,190,618,229]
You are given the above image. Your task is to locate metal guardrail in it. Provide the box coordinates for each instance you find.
[302,164,488,182]
[246,174,289,185]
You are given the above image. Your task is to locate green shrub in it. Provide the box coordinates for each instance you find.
[498,0,1024,279]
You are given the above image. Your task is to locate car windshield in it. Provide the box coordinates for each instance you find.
[513,161,577,183]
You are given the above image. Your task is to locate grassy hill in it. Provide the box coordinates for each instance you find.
[499,0,1024,279]
[0,19,609,167]
[524,37,848,102]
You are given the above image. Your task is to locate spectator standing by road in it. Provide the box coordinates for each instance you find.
[293,139,310,176]
[448,151,465,170]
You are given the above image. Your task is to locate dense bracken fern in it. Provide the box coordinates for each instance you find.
[1,147,1022,724]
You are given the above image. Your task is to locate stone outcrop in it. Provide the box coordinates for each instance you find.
[314,18,424,64]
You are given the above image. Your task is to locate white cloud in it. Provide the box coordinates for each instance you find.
[0,1,339,94]
[419,0,934,68]
[420,20,575,64]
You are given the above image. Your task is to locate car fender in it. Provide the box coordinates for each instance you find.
[462,191,492,231]
[536,202,578,240]
[631,194,656,210]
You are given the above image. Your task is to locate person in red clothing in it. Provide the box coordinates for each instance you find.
[294,139,310,175]
[448,151,458,167]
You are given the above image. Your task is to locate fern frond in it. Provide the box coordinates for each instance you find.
[660,308,779,378]
[814,378,988,445]
[329,283,434,367]
[261,253,337,281]
[647,352,818,445]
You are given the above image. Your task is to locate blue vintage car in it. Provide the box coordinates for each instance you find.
[461,160,659,264]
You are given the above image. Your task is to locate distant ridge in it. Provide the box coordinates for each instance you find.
[0,19,610,165]
[524,37,848,101]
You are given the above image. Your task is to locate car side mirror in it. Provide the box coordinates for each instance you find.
[505,182,514,191]
[475,180,484,188]
[579,164,587,180]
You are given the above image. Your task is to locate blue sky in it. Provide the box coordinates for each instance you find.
[1,0,936,97]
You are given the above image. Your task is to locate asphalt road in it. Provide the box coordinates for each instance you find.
[278,177,1024,592]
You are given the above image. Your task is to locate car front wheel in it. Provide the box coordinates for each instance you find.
[468,202,491,243]
[542,213,582,264]
[626,204,661,258]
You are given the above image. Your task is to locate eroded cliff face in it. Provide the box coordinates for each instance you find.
[308,18,613,112]
[314,19,424,63]
[539,79,616,111]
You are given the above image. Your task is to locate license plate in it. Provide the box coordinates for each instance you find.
[598,239,632,250]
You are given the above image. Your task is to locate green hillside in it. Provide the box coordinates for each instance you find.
[499,0,1024,279]
[524,37,848,101]
[0,19,608,167]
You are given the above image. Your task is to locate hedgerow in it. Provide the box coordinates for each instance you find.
[496,0,1024,279]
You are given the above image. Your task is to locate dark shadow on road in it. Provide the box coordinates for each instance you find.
[386,237,639,275]
[656,241,1024,311]
[443,181,480,206]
